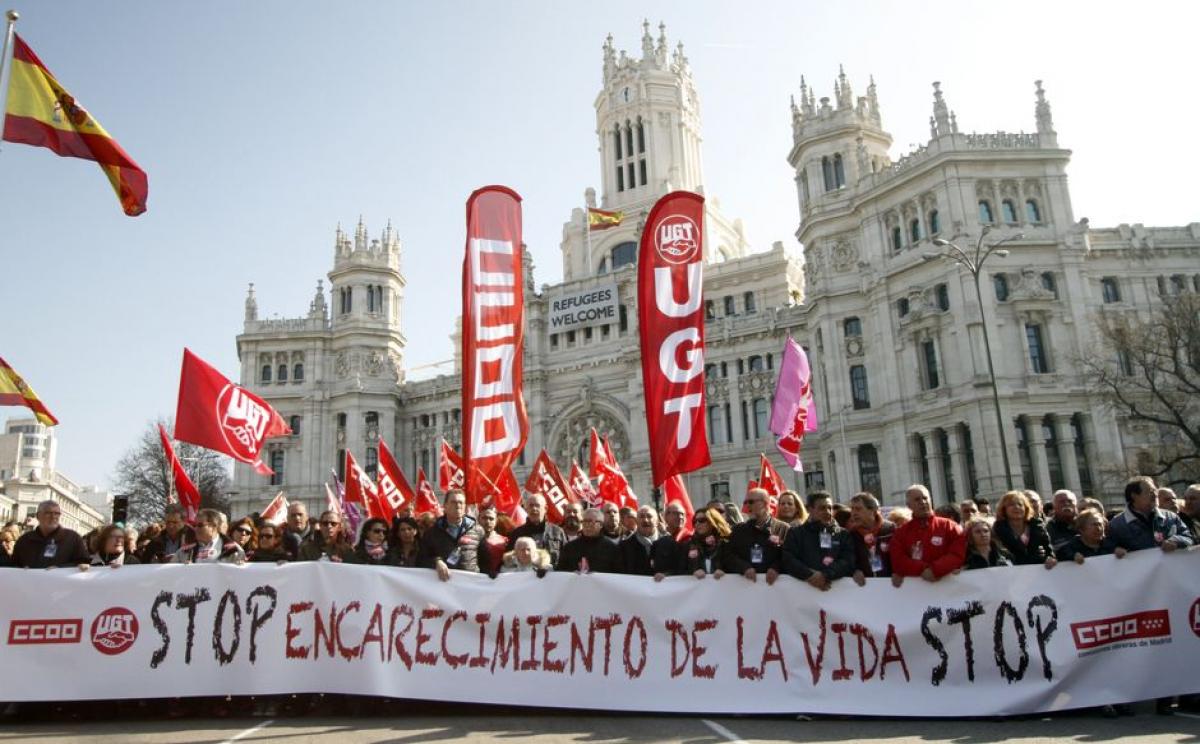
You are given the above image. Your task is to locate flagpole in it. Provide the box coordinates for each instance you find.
[0,10,19,155]
[584,204,592,275]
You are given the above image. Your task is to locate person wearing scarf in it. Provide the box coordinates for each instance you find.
[82,524,140,569]
[847,492,894,584]
[354,518,398,566]
[680,507,730,580]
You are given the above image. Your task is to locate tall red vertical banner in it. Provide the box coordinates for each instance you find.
[461,186,528,506]
[638,191,710,486]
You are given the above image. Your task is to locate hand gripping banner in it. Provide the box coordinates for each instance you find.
[638,191,710,485]
[0,551,1197,714]
[461,186,529,506]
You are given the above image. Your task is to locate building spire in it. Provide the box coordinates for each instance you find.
[836,64,853,109]
[867,75,880,123]
[641,19,654,62]
[309,279,328,319]
[603,33,616,81]
[1035,79,1055,135]
[244,282,257,322]
[355,215,367,252]
[931,81,951,137]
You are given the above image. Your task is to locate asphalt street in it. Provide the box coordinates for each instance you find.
[0,702,1198,744]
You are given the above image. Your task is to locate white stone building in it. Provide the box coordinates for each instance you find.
[230,23,1199,519]
[0,417,106,531]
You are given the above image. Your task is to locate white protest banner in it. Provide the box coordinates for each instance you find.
[0,549,1197,715]
[546,282,620,333]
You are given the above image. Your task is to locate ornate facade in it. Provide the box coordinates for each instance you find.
[229,24,1199,519]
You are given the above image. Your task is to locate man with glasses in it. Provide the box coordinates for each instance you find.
[724,488,789,585]
[298,511,355,562]
[557,507,621,573]
[419,489,484,581]
[142,504,195,563]
[173,509,245,563]
[282,502,315,561]
[12,500,89,568]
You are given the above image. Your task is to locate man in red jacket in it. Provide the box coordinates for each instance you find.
[890,484,965,586]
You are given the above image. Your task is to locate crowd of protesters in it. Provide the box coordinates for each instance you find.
[1,474,1196,718]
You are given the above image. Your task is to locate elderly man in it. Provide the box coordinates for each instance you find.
[889,485,966,586]
[12,500,90,568]
[781,492,854,591]
[848,491,895,583]
[1105,476,1193,557]
[663,501,692,543]
[561,502,584,542]
[724,487,788,584]
[1180,485,1200,536]
[507,493,567,565]
[557,507,622,573]
[418,489,485,581]
[174,509,245,563]
[1047,489,1079,552]
[619,505,663,576]
[142,504,195,563]
[282,501,315,561]
[1157,487,1180,513]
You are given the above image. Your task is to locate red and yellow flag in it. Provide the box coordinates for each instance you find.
[587,207,623,231]
[3,34,147,216]
[0,356,58,426]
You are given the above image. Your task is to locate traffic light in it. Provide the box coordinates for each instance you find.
[111,494,129,525]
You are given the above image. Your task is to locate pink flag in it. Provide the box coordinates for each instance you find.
[769,337,818,471]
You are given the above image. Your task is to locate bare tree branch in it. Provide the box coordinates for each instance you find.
[111,418,231,526]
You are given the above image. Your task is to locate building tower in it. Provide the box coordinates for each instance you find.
[561,21,750,280]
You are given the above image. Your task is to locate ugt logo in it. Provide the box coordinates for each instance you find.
[91,607,138,656]
[216,384,269,459]
[654,215,700,265]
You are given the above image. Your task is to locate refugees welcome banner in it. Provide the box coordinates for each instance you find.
[0,551,1197,715]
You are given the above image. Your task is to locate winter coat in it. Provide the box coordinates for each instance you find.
[723,517,789,575]
[681,534,726,575]
[13,527,91,568]
[1103,507,1194,553]
[417,515,485,573]
[556,534,622,573]
[849,521,895,577]
[889,516,966,578]
[298,538,355,563]
[993,518,1055,565]
[1046,517,1078,552]
[964,546,1014,570]
[139,526,195,564]
[507,520,568,566]
[174,534,245,564]
[781,520,855,582]
[1054,535,1111,562]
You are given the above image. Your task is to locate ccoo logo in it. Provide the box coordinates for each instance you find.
[91,607,138,656]
[654,215,700,265]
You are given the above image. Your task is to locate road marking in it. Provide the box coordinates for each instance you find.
[220,718,274,744]
[1175,712,1200,721]
[702,718,749,744]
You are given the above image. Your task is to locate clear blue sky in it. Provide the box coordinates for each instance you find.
[2,1,1197,488]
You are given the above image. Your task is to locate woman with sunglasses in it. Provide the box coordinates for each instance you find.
[298,510,355,562]
[392,517,421,567]
[250,523,289,562]
[684,507,731,579]
[229,517,259,559]
[354,518,399,566]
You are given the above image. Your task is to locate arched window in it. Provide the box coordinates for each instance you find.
[261,364,272,383]
[935,283,950,311]
[611,241,637,269]
[1041,272,1058,298]
[1002,199,1018,224]
[833,154,845,188]
[289,415,301,435]
[277,364,287,382]
[293,362,304,381]
[748,355,765,372]
[636,119,645,153]
[978,200,994,224]
[891,225,903,252]
[928,209,941,235]
[753,398,770,438]
[849,365,870,409]
[822,156,834,192]
[1025,199,1042,223]
[910,219,921,243]
[993,274,1009,301]
[1101,277,1120,303]
[365,411,379,428]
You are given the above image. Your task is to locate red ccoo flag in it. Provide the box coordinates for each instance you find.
[439,439,466,495]
[174,349,290,475]
[587,428,607,479]
[568,461,599,507]
[377,440,415,517]
[260,491,289,527]
[415,467,442,517]
[344,450,385,521]
[158,424,200,522]
[524,449,576,523]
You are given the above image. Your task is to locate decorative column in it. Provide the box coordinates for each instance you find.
[946,425,971,502]
[1054,413,1082,494]
[849,445,862,495]
[1078,413,1102,498]
[1025,416,1053,498]
[923,431,947,505]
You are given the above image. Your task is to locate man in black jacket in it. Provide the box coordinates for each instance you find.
[12,500,89,568]
[619,505,662,576]
[141,504,195,564]
[557,508,621,573]
[418,489,486,580]
[1046,489,1078,552]
[724,488,789,584]
[507,493,567,566]
[282,502,317,561]
[781,492,854,590]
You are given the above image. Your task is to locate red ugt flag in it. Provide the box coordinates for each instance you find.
[158,424,200,521]
[174,349,290,475]
[569,461,599,507]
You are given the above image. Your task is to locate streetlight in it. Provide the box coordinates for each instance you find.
[923,226,1024,492]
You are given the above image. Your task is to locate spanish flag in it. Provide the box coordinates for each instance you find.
[3,34,147,216]
[587,207,623,231]
[0,357,58,426]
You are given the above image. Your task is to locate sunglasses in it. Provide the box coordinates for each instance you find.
[233,527,253,535]
[369,528,387,535]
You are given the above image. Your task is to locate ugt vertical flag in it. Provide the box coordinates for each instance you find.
[638,191,710,486]
[769,337,818,471]
[461,186,528,505]
[3,34,148,215]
